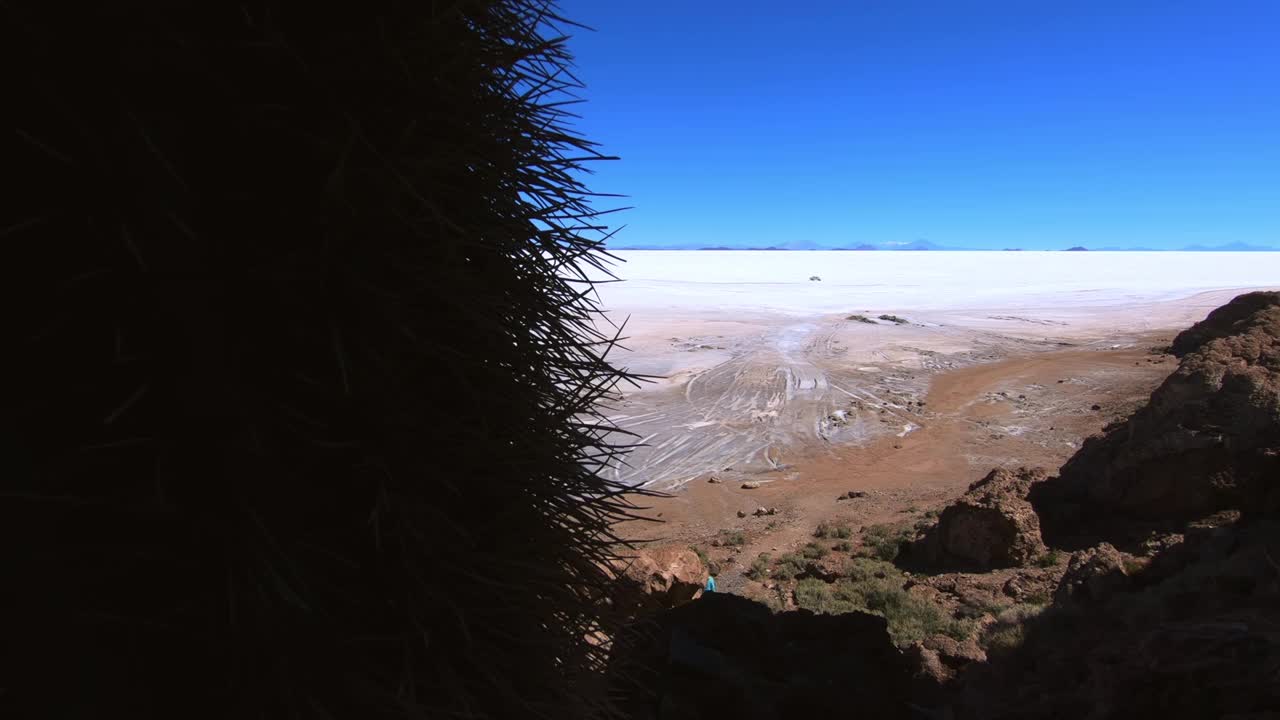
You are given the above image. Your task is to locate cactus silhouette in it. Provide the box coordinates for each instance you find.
[3,1,651,717]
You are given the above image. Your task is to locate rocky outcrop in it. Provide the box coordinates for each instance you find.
[613,547,707,614]
[917,467,1048,569]
[1170,290,1280,356]
[945,293,1280,717]
[1034,291,1280,545]
[1053,543,1136,604]
[609,592,912,719]
[952,519,1280,719]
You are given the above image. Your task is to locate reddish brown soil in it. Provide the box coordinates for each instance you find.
[619,339,1178,593]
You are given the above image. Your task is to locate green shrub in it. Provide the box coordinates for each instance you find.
[985,625,1025,654]
[801,542,829,560]
[861,523,913,562]
[746,553,772,580]
[814,522,853,539]
[792,559,971,645]
[1034,549,1062,568]
[772,552,808,580]
[984,604,1046,654]
[833,540,853,552]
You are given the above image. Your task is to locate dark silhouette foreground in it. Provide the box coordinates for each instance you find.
[4,2,655,717]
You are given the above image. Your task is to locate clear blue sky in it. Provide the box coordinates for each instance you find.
[557,0,1280,250]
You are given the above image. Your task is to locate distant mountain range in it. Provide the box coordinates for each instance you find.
[610,240,1278,252]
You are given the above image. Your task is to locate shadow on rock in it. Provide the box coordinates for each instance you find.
[950,516,1280,719]
[608,593,913,720]
[1032,291,1280,551]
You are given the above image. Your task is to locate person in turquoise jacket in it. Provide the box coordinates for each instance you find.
[704,575,717,593]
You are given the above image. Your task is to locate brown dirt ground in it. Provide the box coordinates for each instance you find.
[618,335,1179,594]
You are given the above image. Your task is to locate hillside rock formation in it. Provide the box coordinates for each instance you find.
[1033,291,1280,546]
[953,292,1280,718]
[916,467,1049,569]
[1170,290,1280,356]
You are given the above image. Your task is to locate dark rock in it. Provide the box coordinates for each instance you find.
[1171,291,1280,356]
[1054,543,1135,604]
[918,468,1049,569]
[1034,291,1280,545]
[609,593,912,719]
[954,521,1280,719]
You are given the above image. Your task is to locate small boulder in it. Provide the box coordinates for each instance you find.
[921,467,1049,569]
[736,510,747,518]
[741,481,761,490]
[612,547,708,614]
[707,476,723,484]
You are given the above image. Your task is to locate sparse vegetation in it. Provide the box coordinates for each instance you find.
[772,552,809,580]
[801,542,829,560]
[985,624,1026,654]
[746,553,772,580]
[690,545,720,575]
[878,314,909,324]
[1034,549,1062,568]
[846,314,877,324]
[833,540,853,552]
[860,523,914,562]
[983,603,1047,654]
[1024,590,1051,606]
[793,559,972,645]
[956,597,1007,620]
[814,522,853,539]
[717,529,746,547]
